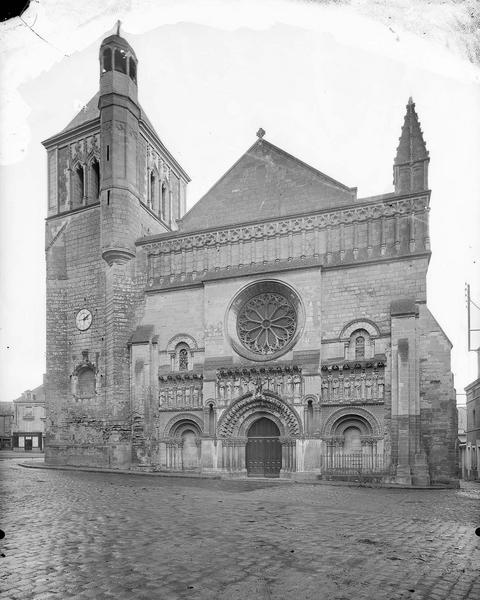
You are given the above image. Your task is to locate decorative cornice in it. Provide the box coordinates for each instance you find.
[137,192,429,248]
[159,372,203,383]
[321,357,386,371]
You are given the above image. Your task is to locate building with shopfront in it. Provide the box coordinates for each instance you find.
[42,31,458,485]
[12,385,46,452]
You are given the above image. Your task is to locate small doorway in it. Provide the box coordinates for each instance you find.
[246,417,281,478]
[24,437,32,451]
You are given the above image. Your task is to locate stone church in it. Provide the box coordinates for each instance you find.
[43,31,458,485]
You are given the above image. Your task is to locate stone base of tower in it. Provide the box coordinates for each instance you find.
[45,442,132,470]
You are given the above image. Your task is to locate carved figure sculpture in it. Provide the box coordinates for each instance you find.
[192,387,200,406]
[332,377,339,399]
[321,377,329,401]
[218,381,225,400]
[354,377,361,401]
[365,377,373,400]
[293,375,302,398]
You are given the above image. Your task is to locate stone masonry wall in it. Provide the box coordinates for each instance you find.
[418,305,457,482]
[321,257,428,340]
[45,205,107,464]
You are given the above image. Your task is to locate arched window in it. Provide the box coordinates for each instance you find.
[160,182,167,221]
[129,57,137,82]
[114,48,127,74]
[149,171,157,209]
[355,336,365,359]
[208,403,215,435]
[77,367,95,398]
[179,348,189,371]
[173,342,191,371]
[347,329,371,361]
[72,165,84,207]
[102,48,112,73]
[89,159,100,201]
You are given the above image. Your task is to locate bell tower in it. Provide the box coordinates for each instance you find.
[98,24,140,265]
[43,24,190,468]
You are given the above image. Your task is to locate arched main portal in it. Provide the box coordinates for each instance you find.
[246,417,282,478]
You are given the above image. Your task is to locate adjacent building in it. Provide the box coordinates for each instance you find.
[457,405,467,479]
[42,32,458,485]
[12,385,46,452]
[0,402,14,449]
[465,355,480,480]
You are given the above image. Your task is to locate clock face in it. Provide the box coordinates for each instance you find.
[76,308,93,331]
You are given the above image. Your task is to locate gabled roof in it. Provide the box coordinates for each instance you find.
[62,92,101,132]
[394,97,429,165]
[179,138,356,232]
[60,92,157,135]
[45,92,189,181]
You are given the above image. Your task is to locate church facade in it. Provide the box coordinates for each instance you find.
[43,32,458,486]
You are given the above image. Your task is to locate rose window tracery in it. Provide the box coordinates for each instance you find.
[237,292,297,355]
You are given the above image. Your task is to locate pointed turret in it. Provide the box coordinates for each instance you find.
[393,97,429,195]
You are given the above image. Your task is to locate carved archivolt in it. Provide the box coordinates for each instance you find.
[166,333,198,352]
[302,394,320,406]
[339,319,381,341]
[321,407,382,438]
[162,413,204,437]
[217,391,302,438]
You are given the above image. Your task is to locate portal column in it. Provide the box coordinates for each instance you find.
[280,438,296,474]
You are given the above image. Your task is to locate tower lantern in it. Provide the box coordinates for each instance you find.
[99,28,138,105]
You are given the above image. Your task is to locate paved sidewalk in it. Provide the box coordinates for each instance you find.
[1,458,479,599]
[0,451,44,459]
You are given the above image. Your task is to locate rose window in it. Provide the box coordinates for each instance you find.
[237,292,297,355]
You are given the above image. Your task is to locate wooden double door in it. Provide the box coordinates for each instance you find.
[246,417,282,477]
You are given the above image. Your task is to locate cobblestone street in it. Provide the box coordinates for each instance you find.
[1,458,479,600]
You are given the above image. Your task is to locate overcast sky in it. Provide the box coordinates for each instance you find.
[0,0,479,403]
